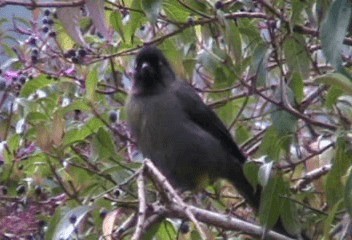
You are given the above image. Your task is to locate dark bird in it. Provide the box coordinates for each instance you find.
[126,46,296,237]
[126,46,260,208]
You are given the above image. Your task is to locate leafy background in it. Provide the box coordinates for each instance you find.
[0,0,352,239]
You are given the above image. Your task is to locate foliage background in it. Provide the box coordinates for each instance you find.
[0,0,352,239]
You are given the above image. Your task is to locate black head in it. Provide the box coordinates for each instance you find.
[133,46,175,95]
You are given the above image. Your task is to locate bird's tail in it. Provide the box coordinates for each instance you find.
[226,165,297,238]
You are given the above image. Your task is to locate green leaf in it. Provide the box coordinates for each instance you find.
[259,174,285,230]
[92,128,117,159]
[323,200,342,239]
[283,34,310,78]
[280,182,301,235]
[86,66,98,101]
[315,72,352,95]
[271,86,298,136]
[142,0,163,24]
[163,0,190,22]
[63,117,104,146]
[20,75,55,98]
[52,205,93,240]
[259,127,281,161]
[125,0,145,44]
[224,19,242,65]
[320,0,352,70]
[290,72,304,103]
[110,11,125,42]
[248,43,268,86]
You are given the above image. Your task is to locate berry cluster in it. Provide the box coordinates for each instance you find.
[42,9,57,37]
[64,48,88,64]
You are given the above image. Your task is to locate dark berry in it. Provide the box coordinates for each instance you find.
[16,185,26,195]
[69,214,77,224]
[2,186,8,195]
[97,32,103,38]
[32,48,39,56]
[78,49,87,57]
[215,1,223,9]
[109,111,118,123]
[71,57,79,64]
[74,109,81,115]
[99,208,108,218]
[44,9,51,16]
[38,220,46,228]
[187,17,195,26]
[29,37,36,46]
[0,69,2,74]
[12,77,17,81]
[28,75,33,80]
[140,25,145,31]
[179,222,190,234]
[42,18,48,25]
[49,31,56,38]
[113,189,120,198]
[67,49,76,57]
[47,19,54,25]
[34,185,42,195]
[42,26,49,33]
[19,77,26,85]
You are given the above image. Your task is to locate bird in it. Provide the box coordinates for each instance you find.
[125,46,295,237]
[126,46,260,208]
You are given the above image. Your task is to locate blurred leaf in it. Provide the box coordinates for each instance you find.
[345,168,352,218]
[326,87,343,108]
[315,72,352,95]
[258,161,273,187]
[320,0,351,70]
[56,7,86,47]
[86,0,110,40]
[284,34,310,78]
[52,205,93,240]
[142,0,163,24]
[20,75,55,98]
[52,112,65,146]
[325,137,352,207]
[243,161,260,190]
[144,219,176,240]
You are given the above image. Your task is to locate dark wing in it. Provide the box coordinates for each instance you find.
[173,80,246,163]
